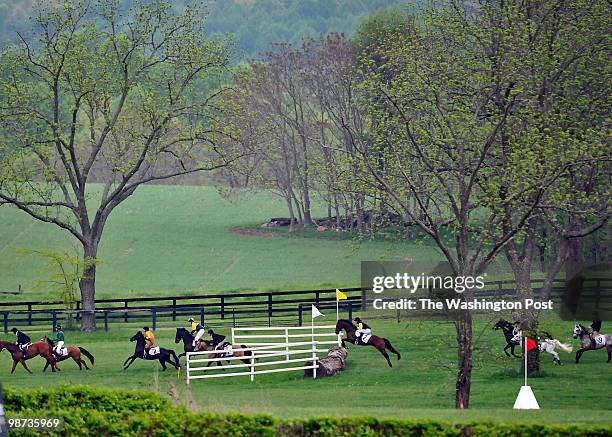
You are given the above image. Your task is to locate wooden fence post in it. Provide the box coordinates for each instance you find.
[3,312,7,334]
[152,309,157,331]
[104,311,109,332]
[220,297,225,320]
[298,304,303,327]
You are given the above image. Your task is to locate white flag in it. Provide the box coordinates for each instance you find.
[311,305,323,319]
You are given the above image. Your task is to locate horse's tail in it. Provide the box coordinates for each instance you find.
[78,347,95,366]
[552,340,573,353]
[383,338,401,360]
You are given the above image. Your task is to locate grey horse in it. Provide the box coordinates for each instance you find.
[572,324,612,364]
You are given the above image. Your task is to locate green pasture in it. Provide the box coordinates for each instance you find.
[0,185,449,301]
[1,316,610,425]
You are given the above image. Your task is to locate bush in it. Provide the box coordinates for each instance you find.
[4,386,611,436]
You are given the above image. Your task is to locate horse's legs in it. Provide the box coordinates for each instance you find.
[551,350,560,364]
[607,347,611,363]
[21,359,33,374]
[11,359,18,374]
[160,357,168,371]
[379,348,392,367]
[43,361,49,372]
[575,348,586,364]
[510,344,520,358]
[503,344,511,357]
[123,355,137,369]
[123,355,135,367]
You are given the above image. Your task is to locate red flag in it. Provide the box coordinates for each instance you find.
[526,337,537,352]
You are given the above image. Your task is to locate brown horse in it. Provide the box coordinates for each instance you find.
[335,319,401,367]
[42,337,95,371]
[0,339,59,373]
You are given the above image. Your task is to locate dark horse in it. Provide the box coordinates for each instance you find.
[123,331,179,371]
[174,327,251,367]
[335,319,401,367]
[493,319,521,358]
[43,337,95,371]
[0,339,59,373]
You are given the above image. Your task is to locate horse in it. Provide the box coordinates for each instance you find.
[42,337,95,371]
[538,337,573,365]
[123,331,180,371]
[174,327,251,367]
[335,319,401,367]
[573,324,612,364]
[493,319,521,358]
[0,339,59,374]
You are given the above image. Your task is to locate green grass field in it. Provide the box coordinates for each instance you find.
[1,184,610,427]
[1,317,610,425]
[0,185,446,301]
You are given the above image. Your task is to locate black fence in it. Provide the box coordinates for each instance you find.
[1,277,610,332]
[0,287,364,332]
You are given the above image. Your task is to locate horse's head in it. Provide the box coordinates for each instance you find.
[335,319,355,334]
[130,331,144,342]
[175,327,187,343]
[573,324,587,339]
[493,319,506,330]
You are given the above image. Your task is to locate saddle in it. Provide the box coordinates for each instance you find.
[593,335,606,347]
[355,334,371,345]
[148,346,160,356]
[54,347,69,357]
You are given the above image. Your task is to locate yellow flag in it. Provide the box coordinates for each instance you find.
[336,289,347,301]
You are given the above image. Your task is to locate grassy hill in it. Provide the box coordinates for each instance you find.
[0,184,444,301]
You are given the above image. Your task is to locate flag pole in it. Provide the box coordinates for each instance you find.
[336,296,339,321]
[524,331,528,386]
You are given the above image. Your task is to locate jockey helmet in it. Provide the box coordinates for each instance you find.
[55,324,62,330]
[188,317,195,323]
[143,326,149,331]
[354,317,362,323]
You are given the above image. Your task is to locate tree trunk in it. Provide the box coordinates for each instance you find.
[79,241,98,332]
[455,311,473,409]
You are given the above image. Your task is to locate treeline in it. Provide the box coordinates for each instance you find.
[0,0,411,59]
[219,1,610,408]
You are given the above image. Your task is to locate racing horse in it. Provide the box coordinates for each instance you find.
[174,327,251,367]
[537,332,573,365]
[335,319,401,367]
[493,319,521,358]
[42,337,95,371]
[0,339,59,373]
[573,324,612,364]
[123,331,180,371]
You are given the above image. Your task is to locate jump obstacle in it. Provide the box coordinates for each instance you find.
[186,325,341,383]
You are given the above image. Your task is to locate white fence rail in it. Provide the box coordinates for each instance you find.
[232,325,342,347]
[186,325,341,383]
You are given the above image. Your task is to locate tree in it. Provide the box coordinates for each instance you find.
[0,0,234,330]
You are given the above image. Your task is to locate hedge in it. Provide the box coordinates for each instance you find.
[4,386,611,436]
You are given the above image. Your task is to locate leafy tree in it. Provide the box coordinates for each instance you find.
[0,0,234,331]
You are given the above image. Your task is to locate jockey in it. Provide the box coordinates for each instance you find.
[207,329,227,350]
[188,318,205,347]
[590,316,602,348]
[143,326,155,354]
[353,317,372,344]
[54,324,65,356]
[11,327,31,358]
